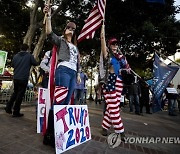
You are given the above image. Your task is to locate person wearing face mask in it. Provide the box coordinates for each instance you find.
[43,4,81,106]
[99,24,131,141]
[42,4,81,147]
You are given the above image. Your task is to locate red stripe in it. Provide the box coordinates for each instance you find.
[42,45,57,135]
[106,95,117,100]
[109,116,121,120]
[103,118,112,125]
[114,126,124,130]
[110,110,120,115]
[77,0,105,42]
[113,121,123,126]
[54,87,68,104]
[49,46,57,104]
[55,90,68,99]
[104,113,110,119]
[102,123,110,129]
[108,106,120,110]
[98,0,105,17]
[78,7,101,34]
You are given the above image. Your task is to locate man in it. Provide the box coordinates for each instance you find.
[139,79,152,114]
[165,83,178,116]
[5,44,38,117]
[127,76,141,115]
[74,68,88,105]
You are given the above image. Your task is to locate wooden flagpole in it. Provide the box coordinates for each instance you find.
[102,0,107,26]
[43,0,51,25]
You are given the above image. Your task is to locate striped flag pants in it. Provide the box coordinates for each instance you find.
[102,77,124,133]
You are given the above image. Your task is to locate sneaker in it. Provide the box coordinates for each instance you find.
[12,113,24,117]
[101,128,108,136]
[4,108,12,114]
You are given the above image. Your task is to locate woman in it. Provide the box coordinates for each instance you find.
[44,5,81,105]
[43,5,81,147]
[100,24,131,140]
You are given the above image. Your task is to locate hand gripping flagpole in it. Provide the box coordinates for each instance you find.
[43,0,51,25]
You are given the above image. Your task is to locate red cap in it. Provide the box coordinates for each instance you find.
[108,38,118,46]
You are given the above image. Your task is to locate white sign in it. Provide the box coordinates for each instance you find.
[54,105,91,154]
[120,95,124,103]
[166,88,178,94]
[0,50,8,75]
[37,88,47,133]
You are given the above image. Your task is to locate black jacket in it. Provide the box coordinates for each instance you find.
[12,51,38,80]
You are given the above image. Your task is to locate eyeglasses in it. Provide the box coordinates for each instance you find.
[66,26,76,31]
[111,42,118,46]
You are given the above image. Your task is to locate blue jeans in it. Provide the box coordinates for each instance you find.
[55,65,76,105]
[168,99,176,114]
[74,89,84,104]
[129,94,140,113]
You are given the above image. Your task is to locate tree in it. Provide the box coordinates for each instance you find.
[103,0,180,70]
[0,0,29,64]
[1,0,180,80]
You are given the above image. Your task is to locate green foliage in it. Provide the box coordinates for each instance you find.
[0,0,180,73]
[0,0,30,63]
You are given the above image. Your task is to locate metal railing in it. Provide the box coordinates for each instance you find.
[0,87,36,104]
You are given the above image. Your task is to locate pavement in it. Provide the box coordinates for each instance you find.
[0,100,180,154]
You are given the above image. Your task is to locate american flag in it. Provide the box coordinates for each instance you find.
[42,45,57,135]
[42,45,74,135]
[102,77,124,133]
[54,86,68,104]
[77,0,106,42]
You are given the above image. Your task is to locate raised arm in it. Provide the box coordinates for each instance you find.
[43,4,52,35]
[100,24,108,59]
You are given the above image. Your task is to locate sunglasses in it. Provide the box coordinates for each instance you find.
[66,26,76,31]
[111,42,118,46]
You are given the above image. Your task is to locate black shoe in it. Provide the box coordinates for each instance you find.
[169,113,177,116]
[101,128,108,136]
[43,133,55,148]
[12,113,24,117]
[146,112,152,114]
[4,108,12,114]
[120,132,125,142]
[135,112,141,115]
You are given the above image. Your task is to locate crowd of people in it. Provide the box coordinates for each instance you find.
[3,3,180,150]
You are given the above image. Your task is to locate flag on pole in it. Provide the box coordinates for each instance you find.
[152,52,179,112]
[42,45,58,135]
[146,0,165,4]
[77,0,106,42]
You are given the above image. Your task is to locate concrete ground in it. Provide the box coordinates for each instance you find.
[0,101,180,154]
